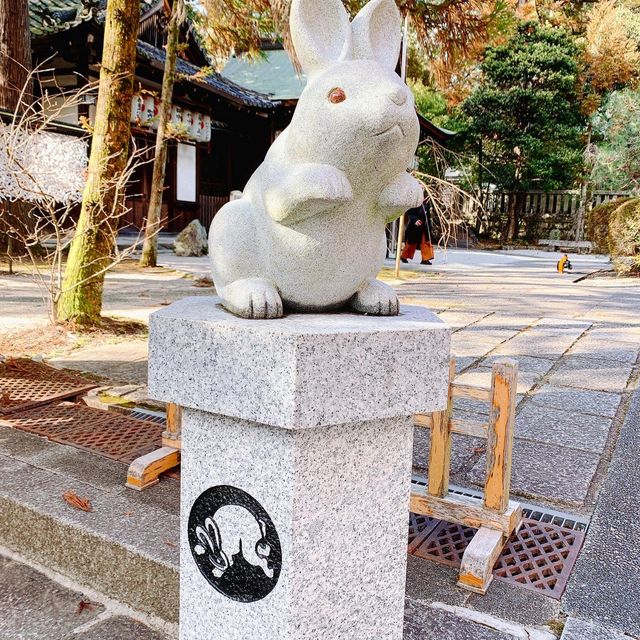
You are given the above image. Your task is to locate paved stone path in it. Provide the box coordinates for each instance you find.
[0,553,171,640]
[19,248,639,514]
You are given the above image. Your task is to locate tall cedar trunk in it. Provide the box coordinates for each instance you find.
[573,123,593,242]
[506,191,524,241]
[0,0,32,268]
[56,0,140,325]
[140,0,181,268]
[0,0,31,110]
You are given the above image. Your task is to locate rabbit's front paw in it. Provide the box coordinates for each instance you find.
[379,172,423,221]
[316,167,353,203]
[350,279,399,316]
[220,278,284,319]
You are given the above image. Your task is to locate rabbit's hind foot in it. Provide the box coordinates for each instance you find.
[220,278,284,319]
[350,279,399,316]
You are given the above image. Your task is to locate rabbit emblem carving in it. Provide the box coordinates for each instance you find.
[209,0,422,318]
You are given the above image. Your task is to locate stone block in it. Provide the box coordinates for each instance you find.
[467,439,600,505]
[149,296,450,429]
[515,402,613,453]
[560,618,630,640]
[547,355,634,393]
[180,409,413,640]
[529,385,622,418]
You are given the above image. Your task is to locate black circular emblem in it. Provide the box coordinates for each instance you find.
[188,485,282,602]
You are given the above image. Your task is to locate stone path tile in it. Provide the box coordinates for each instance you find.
[0,555,105,640]
[451,331,513,358]
[587,325,640,344]
[404,599,513,640]
[568,335,639,364]
[413,427,484,476]
[468,439,600,505]
[437,310,489,330]
[454,365,543,395]
[547,355,635,393]
[529,386,622,419]
[560,618,630,640]
[74,616,169,639]
[471,315,539,332]
[515,402,613,454]
[50,340,149,385]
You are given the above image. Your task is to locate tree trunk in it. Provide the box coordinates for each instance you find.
[140,0,181,268]
[0,0,32,267]
[0,0,31,111]
[573,123,593,242]
[56,0,140,326]
[506,191,524,241]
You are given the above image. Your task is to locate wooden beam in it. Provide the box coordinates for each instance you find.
[458,526,505,594]
[415,414,487,439]
[484,359,518,513]
[126,446,180,491]
[427,359,456,498]
[410,491,522,536]
[162,402,182,449]
[451,383,491,402]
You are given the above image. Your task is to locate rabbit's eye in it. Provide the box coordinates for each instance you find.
[328,88,346,104]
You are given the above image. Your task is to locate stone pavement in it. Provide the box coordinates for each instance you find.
[562,386,640,638]
[27,248,640,513]
[0,553,172,640]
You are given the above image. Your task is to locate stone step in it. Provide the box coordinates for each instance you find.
[0,424,179,624]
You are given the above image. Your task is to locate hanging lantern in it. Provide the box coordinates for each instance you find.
[202,115,212,143]
[171,105,182,127]
[192,112,203,140]
[181,109,194,137]
[141,95,155,126]
[130,94,144,124]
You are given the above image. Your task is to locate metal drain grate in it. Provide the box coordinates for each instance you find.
[412,520,476,568]
[409,516,585,599]
[1,401,163,463]
[494,520,584,598]
[411,475,590,533]
[0,359,97,416]
[408,513,439,553]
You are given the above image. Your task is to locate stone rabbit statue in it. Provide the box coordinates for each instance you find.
[209,0,422,318]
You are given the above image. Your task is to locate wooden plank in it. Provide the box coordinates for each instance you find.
[410,491,522,536]
[458,526,505,594]
[126,446,181,491]
[415,414,487,439]
[162,402,182,449]
[484,359,518,513]
[452,383,491,402]
[427,359,456,498]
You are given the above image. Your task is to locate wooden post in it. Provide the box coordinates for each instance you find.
[394,213,405,278]
[484,359,518,513]
[458,526,505,593]
[126,402,182,490]
[162,401,182,449]
[427,358,456,498]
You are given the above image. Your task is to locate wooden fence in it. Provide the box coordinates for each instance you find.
[198,194,230,229]
[483,189,637,240]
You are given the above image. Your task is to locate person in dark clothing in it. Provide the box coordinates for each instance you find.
[401,202,434,265]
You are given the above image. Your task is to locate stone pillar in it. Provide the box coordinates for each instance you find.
[148,297,450,640]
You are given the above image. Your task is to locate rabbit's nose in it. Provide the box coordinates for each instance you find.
[389,87,408,106]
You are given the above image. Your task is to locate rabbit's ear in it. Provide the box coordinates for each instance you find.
[351,0,402,71]
[290,0,351,76]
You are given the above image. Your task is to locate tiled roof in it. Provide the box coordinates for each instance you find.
[137,41,277,110]
[222,49,306,101]
[29,0,156,37]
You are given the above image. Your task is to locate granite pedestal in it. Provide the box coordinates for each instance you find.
[148,296,450,640]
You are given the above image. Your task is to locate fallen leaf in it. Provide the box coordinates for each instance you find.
[76,599,95,614]
[63,490,93,512]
